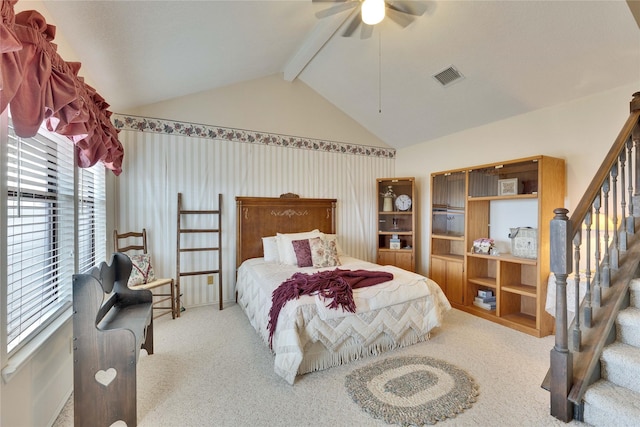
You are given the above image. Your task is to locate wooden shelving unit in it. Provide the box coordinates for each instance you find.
[429,155,565,337]
[429,171,466,306]
[376,177,416,272]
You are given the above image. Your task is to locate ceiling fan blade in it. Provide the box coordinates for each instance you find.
[386,7,415,28]
[342,12,362,37]
[360,23,374,39]
[386,1,427,17]
[315,1,359,19]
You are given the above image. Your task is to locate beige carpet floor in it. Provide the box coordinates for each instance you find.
[54,305,587,426]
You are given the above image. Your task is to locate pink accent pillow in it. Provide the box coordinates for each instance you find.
[292,239,313,267]
[127,254,156,287]
[276,230,321,265]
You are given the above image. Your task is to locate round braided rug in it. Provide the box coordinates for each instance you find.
[345,355,479,426]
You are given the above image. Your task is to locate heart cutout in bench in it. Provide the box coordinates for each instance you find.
[95,368,117,387]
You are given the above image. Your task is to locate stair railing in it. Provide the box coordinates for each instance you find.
[549,92,640,421]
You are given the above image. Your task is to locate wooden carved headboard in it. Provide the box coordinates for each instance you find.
[235,196,337,267]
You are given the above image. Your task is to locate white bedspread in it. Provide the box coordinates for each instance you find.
[236,256,451,384]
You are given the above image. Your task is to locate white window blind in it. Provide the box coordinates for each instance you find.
[77,163,106,274]
[6,120,75,354]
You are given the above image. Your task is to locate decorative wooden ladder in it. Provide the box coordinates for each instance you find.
[176,193,223,312]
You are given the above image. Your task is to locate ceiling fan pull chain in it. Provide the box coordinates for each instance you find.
[378,30,382,114]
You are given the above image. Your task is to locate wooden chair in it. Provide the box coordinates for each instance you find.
[113,229,177,319]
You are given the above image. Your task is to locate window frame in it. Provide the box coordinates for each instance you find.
[6,120,74,356]
[0,110,107,377]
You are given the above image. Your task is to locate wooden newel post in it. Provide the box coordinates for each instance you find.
[630,91,640,113]
[550,208,574,422]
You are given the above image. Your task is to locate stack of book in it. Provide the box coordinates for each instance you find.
[473,289,496,311]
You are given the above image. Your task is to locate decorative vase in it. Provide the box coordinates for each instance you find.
[383,197,393,212]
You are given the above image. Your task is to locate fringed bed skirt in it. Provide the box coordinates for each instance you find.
[295,330,431,376]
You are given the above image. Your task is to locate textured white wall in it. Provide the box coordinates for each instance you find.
[114,128,394,308]
[124,74,389,149]
[396,84,639,274]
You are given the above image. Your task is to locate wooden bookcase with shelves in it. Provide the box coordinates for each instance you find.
[429,171,466,305]
[429,156,565,337]
[377,177,415,272]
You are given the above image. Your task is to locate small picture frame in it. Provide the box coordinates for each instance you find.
[498,178,518,196]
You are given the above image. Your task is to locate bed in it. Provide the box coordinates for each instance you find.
[235,196,451,384]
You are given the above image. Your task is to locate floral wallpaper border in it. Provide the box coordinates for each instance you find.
[112,114,395,159]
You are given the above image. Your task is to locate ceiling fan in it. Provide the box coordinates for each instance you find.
[313,0,427,39]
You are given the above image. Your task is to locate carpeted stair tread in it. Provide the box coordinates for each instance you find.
[583,283,640,426]
[616,306,640,347]
[583,379,640,427]
[601,342,640,394]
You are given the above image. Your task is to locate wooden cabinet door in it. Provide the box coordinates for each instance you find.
[377,251,396,266]
[430,258,464,306]
[430,258,447,294]
[378,251,413,271]
[446,261,464,305]
[394,252,414,272]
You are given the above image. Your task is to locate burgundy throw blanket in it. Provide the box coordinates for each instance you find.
[267,269,393,348]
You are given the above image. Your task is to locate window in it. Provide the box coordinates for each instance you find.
[77,159,107,275]
[4,116,106,355]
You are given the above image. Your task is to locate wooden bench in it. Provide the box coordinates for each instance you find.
[73,252,154,427]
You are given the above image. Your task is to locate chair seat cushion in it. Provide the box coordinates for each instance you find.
[130,277,173,290]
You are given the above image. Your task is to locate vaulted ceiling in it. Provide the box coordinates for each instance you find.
[38,0,640,149]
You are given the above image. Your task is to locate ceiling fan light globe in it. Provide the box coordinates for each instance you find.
[361,0,385,25]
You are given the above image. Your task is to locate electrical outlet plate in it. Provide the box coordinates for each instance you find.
[207,275,214,285]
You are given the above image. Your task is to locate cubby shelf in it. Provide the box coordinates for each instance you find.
[468,277,497,288]
[502,313,537,330]
[432,234,464,240]
[431,253,464,263]
[468,194,538,201]
[429,155,565,338]
[502,284,537,297]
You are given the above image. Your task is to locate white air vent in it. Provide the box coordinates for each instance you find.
[432,65,464,87]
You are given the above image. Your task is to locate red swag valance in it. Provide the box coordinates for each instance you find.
[1,0,123,175]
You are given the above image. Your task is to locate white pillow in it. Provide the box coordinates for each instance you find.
[321,233,344,256]
[276,229,321,265]
[262,236,279,263]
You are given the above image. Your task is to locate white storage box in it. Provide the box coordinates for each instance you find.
[509,227,537,259]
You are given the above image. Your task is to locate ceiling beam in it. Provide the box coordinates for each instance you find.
[283,11,354,82]
[627,0,640,29]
